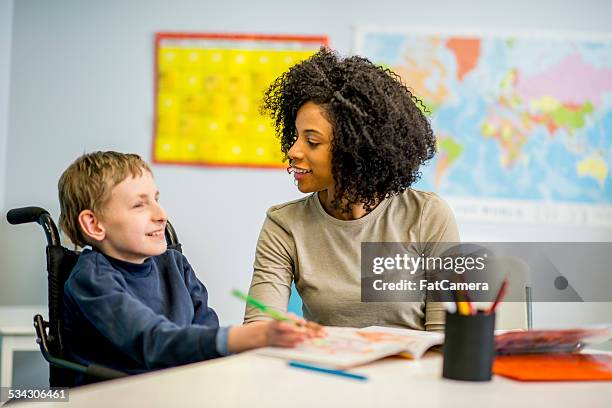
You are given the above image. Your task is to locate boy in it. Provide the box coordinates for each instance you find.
[59,151,312,383]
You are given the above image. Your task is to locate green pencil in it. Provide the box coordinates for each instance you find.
[232,289,293,323]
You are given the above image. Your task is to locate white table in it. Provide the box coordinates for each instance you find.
[0,306,45,388]
[16,350,612,408]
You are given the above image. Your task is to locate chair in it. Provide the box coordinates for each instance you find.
[435,243,533,331]
[472,256,533,330]
[6,206,182,387]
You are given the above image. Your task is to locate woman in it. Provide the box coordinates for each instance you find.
[244,48,459,332]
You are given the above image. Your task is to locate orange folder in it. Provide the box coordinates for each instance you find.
[493,353,612,381]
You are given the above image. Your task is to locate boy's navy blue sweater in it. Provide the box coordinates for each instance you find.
[63,248,221,378]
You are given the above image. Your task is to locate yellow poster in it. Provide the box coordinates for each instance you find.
[153,33,328,168]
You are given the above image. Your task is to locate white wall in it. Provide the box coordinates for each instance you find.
[0,0,13,209]
[1,0,611,327]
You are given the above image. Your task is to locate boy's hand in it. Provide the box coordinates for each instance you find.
[265,320,311,347]
[227,317,327,353]
[285,313,327,339]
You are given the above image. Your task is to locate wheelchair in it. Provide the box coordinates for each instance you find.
[6,206,182,387]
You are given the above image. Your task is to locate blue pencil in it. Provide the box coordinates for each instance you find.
[288,361,368,381]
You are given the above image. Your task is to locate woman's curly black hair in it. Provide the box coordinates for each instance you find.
[261,47,436,213]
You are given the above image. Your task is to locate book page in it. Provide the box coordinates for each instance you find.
[256,326,443,369]
[359,326,444,359]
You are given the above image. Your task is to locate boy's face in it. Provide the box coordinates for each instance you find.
[94,171,167,264]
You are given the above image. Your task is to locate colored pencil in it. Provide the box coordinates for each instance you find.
[450,286,473,316]
[232,289,324,332]
[232,289,293,322]
[488,279,509,314]
[288,361,368,381]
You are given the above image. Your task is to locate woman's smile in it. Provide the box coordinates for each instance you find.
[289,165,313,180]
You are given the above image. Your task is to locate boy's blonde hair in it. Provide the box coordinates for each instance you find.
[58,151,151,247]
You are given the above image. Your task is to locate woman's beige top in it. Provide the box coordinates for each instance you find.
[244,189,460,332]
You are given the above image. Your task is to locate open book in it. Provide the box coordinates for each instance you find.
[255,326,444,369]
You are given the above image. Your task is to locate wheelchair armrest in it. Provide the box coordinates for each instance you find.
[85,364,128,380]
[33,314,128,381]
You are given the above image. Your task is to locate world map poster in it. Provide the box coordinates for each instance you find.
[355,29,612,226]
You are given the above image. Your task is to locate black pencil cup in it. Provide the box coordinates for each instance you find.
[442,311,496,381]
